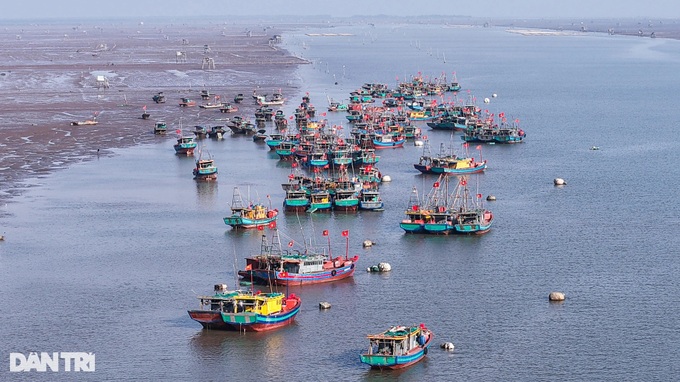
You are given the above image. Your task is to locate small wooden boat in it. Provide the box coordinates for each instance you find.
[152,92,166,104]
[187,284,251,330]
[193,125,208,139]
[223,187,278,229]
[360,324,434,370]
[219,292,301,332]
[451,176,493,235]
[173,136,197,156]
[219,103,238,113]
[179,97,196,107]
[153,121,167,135]
[233,93,244,104]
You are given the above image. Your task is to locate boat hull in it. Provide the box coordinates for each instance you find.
[223,216,277,229]
[399,221,425,233]
[187,310,231,330]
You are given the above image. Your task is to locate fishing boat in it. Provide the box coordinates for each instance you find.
[359,188,384,211]
[193,125,208,139]
[223,187,278,229]
[233,93,244,104]
[253,129,268,142]
[360,324,434,370]
[283,188,310,212]
[187,284,251,330]
[153,121,167,134]
[462,118,526,144]
[179,97,196,107]
[451,176,494,235]
[372,133,405,149]
[193,152,218,181]
[152,91,166,104]
[307,189,332,213]
[414,142,487,175]
[173,136,197,156]
[219,103,238,113]
[239,229,359,286]
[219,291,301,332]
[276,141,297,161]
[207,125,227,139]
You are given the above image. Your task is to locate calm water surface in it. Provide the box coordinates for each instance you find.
[1,23,680,381]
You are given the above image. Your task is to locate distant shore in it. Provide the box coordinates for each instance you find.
[487,17,680,40]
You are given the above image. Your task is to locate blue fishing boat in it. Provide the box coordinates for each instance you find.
[360,324,434,370]
[283,189,309,212]
[223,187,278,229]
[193,155,217,181]
[188,284,252,330]
[359,189,384,211]
[173,136,197,155]
[451,176,494,235]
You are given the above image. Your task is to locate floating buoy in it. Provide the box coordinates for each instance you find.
[590,146,600,150]
[483,97,490,104]
[381,175,392,182]
[414,140,424,147]
[553,178,566,186]
[492,93,497,98]
[319,301,332,310]
[440,342,455,351]
[378,262,391,272]
[486,195,496,201]
[549,291,566,301]
[362,240,373,248]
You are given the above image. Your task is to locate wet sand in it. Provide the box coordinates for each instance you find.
[0,19,308,211]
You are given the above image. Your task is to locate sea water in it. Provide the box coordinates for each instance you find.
[1,22,680,381]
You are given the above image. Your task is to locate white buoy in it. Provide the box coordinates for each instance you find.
[378,262,391,272]
[319,301,332,310]
[549,292,566,301]
[362,240,373,248]
[483,97,490,104]
[414,140,424,147]
[381,175,392,182]
[553,178,566,186]
[440,342,455,351]
[492,93,497,98]
[486,195,496,201]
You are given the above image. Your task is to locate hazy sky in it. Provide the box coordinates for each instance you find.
[2,0,679,20]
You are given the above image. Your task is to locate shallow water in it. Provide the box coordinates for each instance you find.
[2,22,680,381]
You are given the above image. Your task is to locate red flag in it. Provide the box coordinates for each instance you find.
[245,264,252,271]
[477,193,483,199]
[433,182,440,188]
[341,230,349,237]
[257,225,264,231]
[412,205,419,211]
[322,230,329,236]
[460,179,467,186]
[143,105,147,111]
[268,221,276,229]
[175,129,182,135]
[288,241,294,247]
[463,142,469,148]
[476,145,482,150]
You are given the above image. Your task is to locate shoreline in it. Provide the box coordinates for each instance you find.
[0,21,308,214]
